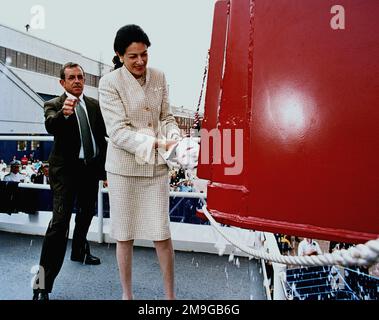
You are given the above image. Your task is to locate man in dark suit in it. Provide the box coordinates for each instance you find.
[33,62,107,300]
[33,163,50,185]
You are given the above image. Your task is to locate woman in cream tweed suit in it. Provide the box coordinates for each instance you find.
[99,25,180,300]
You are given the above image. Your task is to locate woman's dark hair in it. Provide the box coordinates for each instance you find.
[113,24,151,70]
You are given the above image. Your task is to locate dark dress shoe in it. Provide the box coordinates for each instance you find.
[33,289,49,300]
[71,253,101,265]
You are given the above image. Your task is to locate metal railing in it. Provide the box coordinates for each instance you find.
[11,179,206,243]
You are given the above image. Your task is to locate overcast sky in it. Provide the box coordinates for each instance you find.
[0,0,216,110]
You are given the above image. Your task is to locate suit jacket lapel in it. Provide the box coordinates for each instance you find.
[145,67,151,89]
[120,66,146,103]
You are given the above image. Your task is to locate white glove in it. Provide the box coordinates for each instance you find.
[175,137,200,170]
[162,137,200,170]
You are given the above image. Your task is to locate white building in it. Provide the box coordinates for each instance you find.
[0,23,112,102]
[0,23,112,160]
[0,23,197,161]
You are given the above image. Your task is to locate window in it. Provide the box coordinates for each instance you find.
[16,52,27,69]
[54,62,62,78]
[17,141,28,152]
[84,73,89,86]
[36,57,46,73]
[83,73,99,87]
[0,46,101,85]
[91,75,97,87]
[89,74,94,87]
[0,46,5,63]
[85,73,97,87]
[5,48,17,66]
[27,55,37,72]
[31,141,40,151]
[45,60,55,76]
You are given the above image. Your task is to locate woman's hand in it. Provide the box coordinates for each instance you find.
[155,139,178,151]
[164,139,178,151]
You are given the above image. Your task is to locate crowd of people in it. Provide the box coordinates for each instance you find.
[169,168,194,192]
[1,155,200,192]
[274,234,324,257]
[0,155,49,184]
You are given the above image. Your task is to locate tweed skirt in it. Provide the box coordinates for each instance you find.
[107,165,171,241]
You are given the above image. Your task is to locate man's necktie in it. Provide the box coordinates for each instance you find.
[76,101,94,161]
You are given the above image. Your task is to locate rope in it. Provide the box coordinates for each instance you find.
[195,50,210,114]
[201,201,379,267]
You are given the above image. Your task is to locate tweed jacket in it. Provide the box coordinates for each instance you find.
[99,66,180,177]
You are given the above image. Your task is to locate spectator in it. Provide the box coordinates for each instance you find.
[0,159,7,170]
[298,238,322,256]
[33,164,50,185]
[21,155,28,166]
[25,161,36,177]
[3,160,24,182]
[0,167,7,181]
[20,165,31,183]
[278,234,293,255]
[33,160,42,172]
[179,180,193,192]
[177,168,186,180]
[170,170,180,186]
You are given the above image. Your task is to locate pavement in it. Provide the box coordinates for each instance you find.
[0,231,266,300]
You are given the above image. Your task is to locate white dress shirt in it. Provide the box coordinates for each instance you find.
[65,92,97,159]
[298,239,323,256]
[3,172,24,182]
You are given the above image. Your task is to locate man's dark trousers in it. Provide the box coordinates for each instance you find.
[38,159,99,292]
